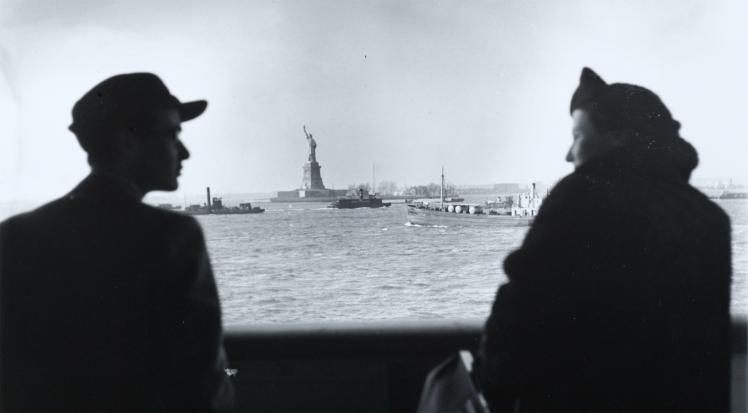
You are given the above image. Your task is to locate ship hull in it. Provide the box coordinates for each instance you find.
[271,196,340,203]
[206,209,265,215]
[330,199,392,209]
[183,208,265,215]
[720,192,748,199]
[406,205,532,227]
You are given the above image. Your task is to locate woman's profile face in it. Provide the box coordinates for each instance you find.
[567,109,615,168]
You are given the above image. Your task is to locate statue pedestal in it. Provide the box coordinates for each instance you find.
[302,162,326,190]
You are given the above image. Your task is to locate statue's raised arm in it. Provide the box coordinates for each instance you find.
[303,125,310,139]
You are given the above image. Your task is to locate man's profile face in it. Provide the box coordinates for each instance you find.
[131,124,190,192]
[567,109,614,168]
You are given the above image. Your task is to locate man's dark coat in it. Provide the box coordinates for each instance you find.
[475,145,732,412]
[0,173,233,411]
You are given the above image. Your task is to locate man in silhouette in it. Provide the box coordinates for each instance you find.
[475,68,732,412]
[0,73,234,411]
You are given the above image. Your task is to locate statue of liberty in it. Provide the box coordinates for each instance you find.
[303,125,317,163]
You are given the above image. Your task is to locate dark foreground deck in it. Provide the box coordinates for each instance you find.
[224,317,747,412]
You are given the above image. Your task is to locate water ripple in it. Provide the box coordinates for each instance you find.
[197,201,748,326]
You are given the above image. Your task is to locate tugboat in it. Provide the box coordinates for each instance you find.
[329,188,392,209]
[183,187,265,215]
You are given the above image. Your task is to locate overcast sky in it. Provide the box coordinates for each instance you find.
[1,0,747,205]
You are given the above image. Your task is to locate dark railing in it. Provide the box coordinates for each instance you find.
[224,317,747,412]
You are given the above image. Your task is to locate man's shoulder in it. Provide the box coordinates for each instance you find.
[132,203,204,238]
[0,197,69,231]
[138,202,198,224]
[1,197,203,238]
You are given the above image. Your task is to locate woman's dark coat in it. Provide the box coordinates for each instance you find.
[475,142,732,412]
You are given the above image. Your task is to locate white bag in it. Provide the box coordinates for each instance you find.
[417,350,489,413]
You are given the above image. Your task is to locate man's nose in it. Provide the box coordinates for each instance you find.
[565,147,574,163]
[178,140,190,160]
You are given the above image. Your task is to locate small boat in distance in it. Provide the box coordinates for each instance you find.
[328,188,392,209]
[180,187,265,215]
[719,191,748,199]
[406,168,541,227]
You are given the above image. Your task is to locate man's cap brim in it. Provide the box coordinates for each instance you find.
[179,100,208,122]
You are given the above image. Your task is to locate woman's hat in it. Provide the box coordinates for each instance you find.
[570,67,680,138]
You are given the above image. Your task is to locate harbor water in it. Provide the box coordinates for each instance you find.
[198,198,748,326]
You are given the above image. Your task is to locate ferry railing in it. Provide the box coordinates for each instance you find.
[223,317,746,412]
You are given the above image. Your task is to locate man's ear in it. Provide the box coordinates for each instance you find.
[116,128,140,159]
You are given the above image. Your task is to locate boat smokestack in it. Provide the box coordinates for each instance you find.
[206,187,212,211]
[440,166,444,211]
[531,182,536,199]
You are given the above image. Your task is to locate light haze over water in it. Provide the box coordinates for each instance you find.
[2,1,747,203]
